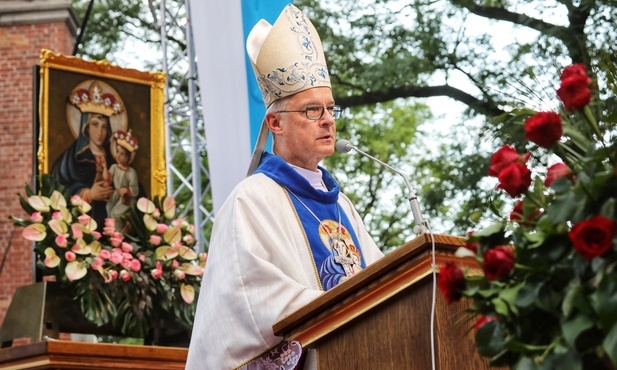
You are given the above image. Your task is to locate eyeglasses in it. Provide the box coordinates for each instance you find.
[274,105,342,120]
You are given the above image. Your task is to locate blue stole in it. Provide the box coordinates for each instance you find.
[255,153,367,290]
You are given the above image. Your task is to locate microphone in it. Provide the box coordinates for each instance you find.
[336,139,428,234]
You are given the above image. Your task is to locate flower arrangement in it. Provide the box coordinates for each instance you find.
[11,175,206,339]
[438,63,617,369]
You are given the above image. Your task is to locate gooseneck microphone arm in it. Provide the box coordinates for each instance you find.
[336,139,428,234]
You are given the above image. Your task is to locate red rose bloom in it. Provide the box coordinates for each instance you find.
[556,64,592,111]
[569,215,617,259]
[544,162,574,187]
[474,315,497,331]
[488,145,531,177]
[524,112,563,148]
[497,162,532,198]
[438,262,466,304]
[464,231,479,253]
[559,64,591,82]
[483,246,515,281]
[509,200,541,224]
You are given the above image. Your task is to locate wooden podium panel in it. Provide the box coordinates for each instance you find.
[0,340,187,369]
[274,234,490,370]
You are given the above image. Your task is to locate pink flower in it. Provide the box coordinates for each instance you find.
[121,242,133,253]
[65,251,76,261]
[138,254,146,262]
[91,257,103,270]
[183,234,195,244]
[91,231,102,239]
[150,235,162,246]
[71,224,83,239]
[120,270,131,282]
[156,224,169,234]
[31,212,43,223]
[109,270,118,281]
[105,218,115,228]
[129,259,141,272]
[55,235,68,248]
[153,208,161,218]
[121,259,131,269]
[172,259,180,269]
[110,236,123,248]
[110,251,124,264]
[103,226,115,236]
[70,195,83,206]
[77,214,91,226]
[99,250,111,260]
[199,252,208,262]
[52,211,62,220]
[173,269,186,280]
[151,268,163,279]
[122,252,133,261]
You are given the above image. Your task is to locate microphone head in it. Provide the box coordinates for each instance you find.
[335,139,353,153]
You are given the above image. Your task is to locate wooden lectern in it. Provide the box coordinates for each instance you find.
[274,234,490,370]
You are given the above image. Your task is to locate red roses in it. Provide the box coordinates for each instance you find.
[488,146,532,198]
[544,162,574,187]
[524,111,562,148]
[438,262,466,304]
[569,215,617,259]
[483,246,516,281]
[556,64,593,111]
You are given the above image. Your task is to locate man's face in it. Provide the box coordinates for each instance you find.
[272,87,337,170]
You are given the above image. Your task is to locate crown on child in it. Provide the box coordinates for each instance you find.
[70,81,125,116]
[114,130,139,153]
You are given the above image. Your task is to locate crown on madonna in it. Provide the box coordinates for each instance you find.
[70,80,125,116]
[113,129,139,153]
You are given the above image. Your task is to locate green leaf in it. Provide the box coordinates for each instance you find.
[603,322,617,366]
[516,283,540,309]
[492,297,510,317]
[546,191,578,224]
[475,222,505,238]
[561,314,594,348]
[591,272,617,330]
[475,320,505,357]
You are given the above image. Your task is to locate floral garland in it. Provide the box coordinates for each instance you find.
[12,175,206,339]
[438,63,617,369]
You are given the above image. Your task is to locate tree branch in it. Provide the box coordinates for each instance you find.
[335,83,505,117]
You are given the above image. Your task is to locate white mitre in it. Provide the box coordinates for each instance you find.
[246,4,332,174]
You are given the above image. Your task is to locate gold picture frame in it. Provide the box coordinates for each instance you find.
[37,49,167,202]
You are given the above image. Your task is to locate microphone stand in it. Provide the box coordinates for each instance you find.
[342,141,428,234]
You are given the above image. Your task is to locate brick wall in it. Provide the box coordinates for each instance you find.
[0,1,77,328]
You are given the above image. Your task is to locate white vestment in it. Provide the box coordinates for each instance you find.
[186,170,384,369]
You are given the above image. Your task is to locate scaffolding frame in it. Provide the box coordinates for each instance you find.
[159,0,212,252]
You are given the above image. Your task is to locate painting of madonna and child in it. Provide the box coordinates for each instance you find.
[37,50,166,234]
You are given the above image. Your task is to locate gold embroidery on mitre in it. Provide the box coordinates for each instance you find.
[249,4,331,107]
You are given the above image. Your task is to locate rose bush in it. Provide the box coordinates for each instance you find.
[438,63,617,369]
[12,175,206,339]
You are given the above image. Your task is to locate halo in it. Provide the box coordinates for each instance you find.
[66,79,128,139]
[318,220,352,251]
